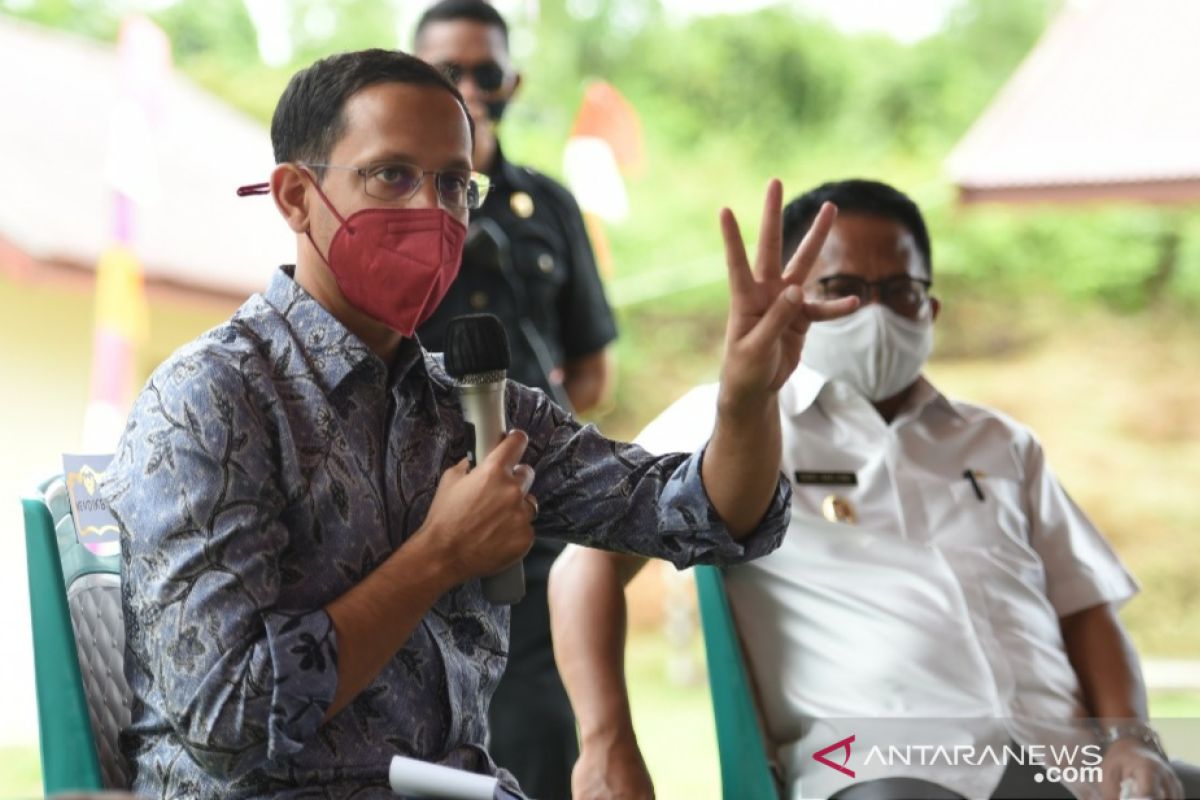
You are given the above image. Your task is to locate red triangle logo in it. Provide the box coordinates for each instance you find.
[813,734,856,778]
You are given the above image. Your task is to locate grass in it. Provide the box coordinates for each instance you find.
[1154,693,1200,717]
[0,746,40,799]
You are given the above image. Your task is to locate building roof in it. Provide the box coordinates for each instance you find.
[946,0,1200,205]
[0,16,292,299]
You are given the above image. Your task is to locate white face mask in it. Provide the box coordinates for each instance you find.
[801,303,934,402]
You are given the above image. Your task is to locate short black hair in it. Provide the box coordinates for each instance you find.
[270,48,473,174]
[782,179,932,275]
[415,0,510,48]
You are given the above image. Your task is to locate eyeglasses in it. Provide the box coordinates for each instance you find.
[305,162,491,210]
[813,274,933,319]
[436,60,507,92]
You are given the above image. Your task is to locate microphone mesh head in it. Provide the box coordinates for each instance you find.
[444,314,510,377]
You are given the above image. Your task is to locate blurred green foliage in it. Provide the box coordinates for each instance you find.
[497,0,1200,329]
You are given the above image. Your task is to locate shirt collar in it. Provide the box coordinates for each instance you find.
[260,266,427,394]
[781,363,964,424]
[488,142,525,190]
[902,375,963,422]
[779,363,829,417]
[488,141,507,178]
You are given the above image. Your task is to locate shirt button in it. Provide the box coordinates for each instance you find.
[469,291,489,310]
[537,253,555,273]
[510,191,535,218]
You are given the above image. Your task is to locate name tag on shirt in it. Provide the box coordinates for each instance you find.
[793,470,857,486]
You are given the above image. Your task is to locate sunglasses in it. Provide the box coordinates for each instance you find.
[437,60,506,92]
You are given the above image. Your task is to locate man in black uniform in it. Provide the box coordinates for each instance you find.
[415,3,619,798]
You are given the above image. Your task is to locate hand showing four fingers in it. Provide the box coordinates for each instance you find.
[717,180,859,419]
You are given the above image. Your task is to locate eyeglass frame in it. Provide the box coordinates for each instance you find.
[301,161,492,211]
[811,274,934,318]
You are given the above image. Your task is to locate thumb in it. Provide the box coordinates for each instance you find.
[483,429,530,474]
[442,457,470,484]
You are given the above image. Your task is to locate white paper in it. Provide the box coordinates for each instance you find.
[388,755,499,799]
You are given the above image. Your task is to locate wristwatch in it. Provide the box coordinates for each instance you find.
[1098,722,1169,760]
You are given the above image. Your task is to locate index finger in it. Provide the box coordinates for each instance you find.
[782,201,837,284]
[720,207,754,298]
[482,429,530,474]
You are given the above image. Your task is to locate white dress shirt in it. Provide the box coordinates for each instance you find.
[634,367,1137,799]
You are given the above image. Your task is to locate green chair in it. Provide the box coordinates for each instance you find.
[694,565,780,800]
[22,476,131,794]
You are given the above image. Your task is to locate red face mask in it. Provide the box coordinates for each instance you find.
[303,173,467,337]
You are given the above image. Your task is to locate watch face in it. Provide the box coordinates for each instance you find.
[1103,724,1167,758]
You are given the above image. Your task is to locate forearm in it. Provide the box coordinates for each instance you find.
[563,350,612,414]
[549,546,646,746]
[324,528,456,720]
[1061,603,1148,720]
[701,395,782,539]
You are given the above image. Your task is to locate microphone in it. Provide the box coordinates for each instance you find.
[444,313,526,606]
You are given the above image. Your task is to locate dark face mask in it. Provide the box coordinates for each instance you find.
[485,98,508,123]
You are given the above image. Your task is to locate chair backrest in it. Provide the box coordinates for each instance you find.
[694,565,779,800]
[22,476,131,793]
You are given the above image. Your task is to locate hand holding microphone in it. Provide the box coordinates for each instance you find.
[419,314,531,604]
[422,429,535,594]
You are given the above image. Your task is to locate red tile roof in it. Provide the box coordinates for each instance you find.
[0,17,291,297]
[946,0,1200,205]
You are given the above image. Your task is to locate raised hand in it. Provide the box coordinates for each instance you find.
[717,179,858,415]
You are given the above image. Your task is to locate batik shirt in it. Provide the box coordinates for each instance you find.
[103,266,789,799]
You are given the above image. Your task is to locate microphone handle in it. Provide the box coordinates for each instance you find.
[459,379,527,606]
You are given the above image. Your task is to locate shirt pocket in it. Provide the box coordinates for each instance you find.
[943,469,1032,553]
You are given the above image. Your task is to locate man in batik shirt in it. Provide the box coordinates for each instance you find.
[101,49,856,798]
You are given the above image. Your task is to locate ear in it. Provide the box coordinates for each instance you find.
[930,295,941,321]
[271,163,311,234]
[506,71,522,101]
